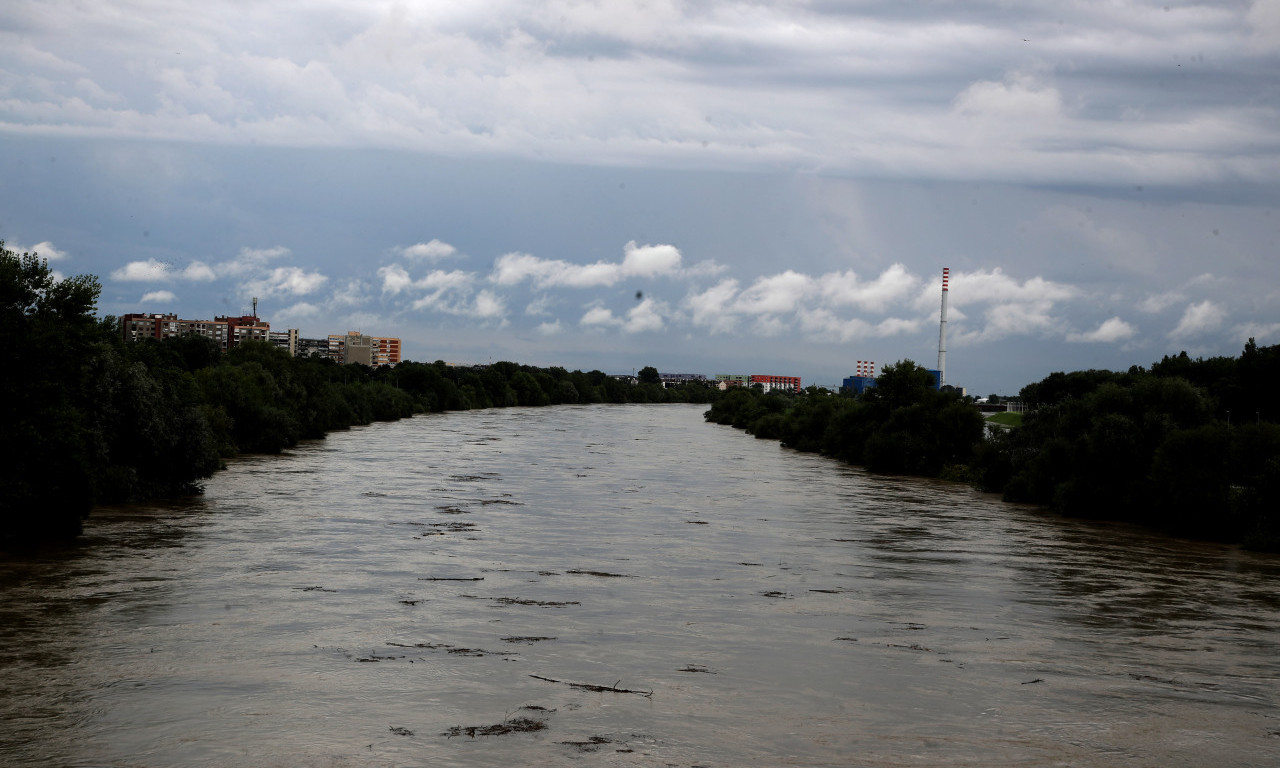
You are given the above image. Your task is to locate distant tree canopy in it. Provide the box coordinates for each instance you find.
[975,340,1280,550]
[707,349,1280,551]
[0,244,720,545]
[705,360,985,477]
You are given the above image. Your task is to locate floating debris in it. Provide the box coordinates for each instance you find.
[566,569,632,578]
[1022,678,1045,685]
[1128,672,1181,685]
[295,586,336,592]
[435,506,470,515]
[461,595,579,607]
[418,576,484,581]
[558,735,613,752]
[385,641,512,657]
[530,674,653,698]
[428,521,478,532]
[357,653,406,662]
[677,665,715,674]
[389,726,413,736]
[447,473,500,482]
[501,636,556,644]
[760,591,791,599]
[443,717,547,738]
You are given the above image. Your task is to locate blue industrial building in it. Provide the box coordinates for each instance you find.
[841,367,943,395]
[841,374,878,395]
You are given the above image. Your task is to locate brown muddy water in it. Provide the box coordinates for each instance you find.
[1,403,1278,767]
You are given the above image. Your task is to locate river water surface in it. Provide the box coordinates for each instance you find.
[2,404,1278,767]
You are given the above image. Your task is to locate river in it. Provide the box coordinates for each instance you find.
[1,403,1278,767]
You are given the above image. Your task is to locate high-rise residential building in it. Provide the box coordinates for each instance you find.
[268,329,299,356]
[372,336,401,366]
[325,331,401,366]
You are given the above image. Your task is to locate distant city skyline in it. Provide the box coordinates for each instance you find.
[4,1,1278,395]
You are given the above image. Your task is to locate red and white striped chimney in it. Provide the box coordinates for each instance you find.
[937,268,949,387]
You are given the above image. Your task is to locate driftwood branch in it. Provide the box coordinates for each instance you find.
[529,674,653,698]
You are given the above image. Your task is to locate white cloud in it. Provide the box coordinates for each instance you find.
[382,265,476,312]
[1169,300,1227,339]
[928,268,1077,310]
[111,258,170,281]
[1234,320,1280,343]
[953,72,1063,121]
[873,317,924,337]
[490,242,685,289]
[952,299,1063,345]
[621,241,682,277]
[735,271,812,315]
[140,290,177,303]
[247,266,328,297]
[1137,290,1186,313]
[110,257,217,283]
[685,278,741,334]
[678,263,1085,346]
[273,301,322,323]
[537,320,562,335]
[221,246,290,277]
[1067,316,1137,343]
[1248,0,1280,52]
[27,241,68,261]
[819,263,918,312]
[469,290,506,320]
[378,264,415,295]
[580,304,622,328]
[525,294,556,316]
[624,297,667,333]
[181,261,217,281]
[399,239,459,261]
[328,278,370,307]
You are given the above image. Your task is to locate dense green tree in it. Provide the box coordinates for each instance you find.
[977,342,1280,548]
[706,360,982,479]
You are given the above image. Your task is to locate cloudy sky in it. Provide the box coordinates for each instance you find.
[4,1,1279,394]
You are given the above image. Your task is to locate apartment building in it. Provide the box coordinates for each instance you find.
[715,373,801,392]
[122,313,400,366]
[324,331,402,366]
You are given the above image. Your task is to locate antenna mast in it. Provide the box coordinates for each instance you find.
[252,296,259,320]
[937,268,948,388]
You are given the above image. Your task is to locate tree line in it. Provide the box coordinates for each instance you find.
[705,360,986,477]
[0,244,715,546]
[705,345,1280,551]
[973,340,1280,550]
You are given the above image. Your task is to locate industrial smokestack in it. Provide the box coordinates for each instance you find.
[937,268,949,387]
